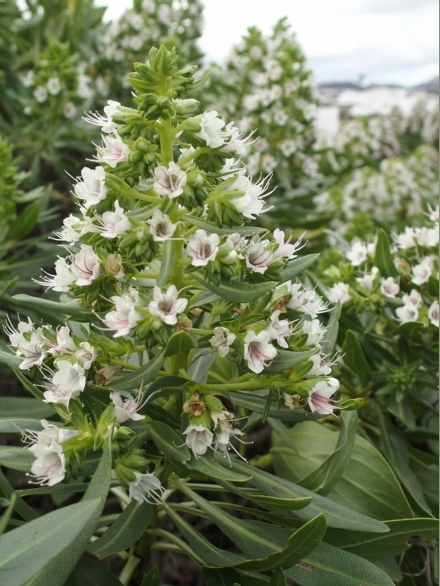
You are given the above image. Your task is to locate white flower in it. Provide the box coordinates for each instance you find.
[210,327,236,356]
[414,227,439,248]
[402,289,422,308]
[244,330,277,374]
[306,354,333,377]
[26,420,79,447]
[110,391,145,423]
[34,257,76,292]
[74,166,108,209]
[52,214,89,245]
[286,283,330,317]
[183,424,214,457]
[412,258,432,285]
[84,100,121,133]
[47,326,77,356]
[225,173,271,220]
[261,154,277,173]
[194,111,226,148]
[346,241,368,266]
[128,472,163,504]
[33,86,47,103]
[428,300,439,327]
[245,241,273,274]
[307,378,339,415]
[71,245,101,286]
[28,442,66,486]
[148,285,188,326]
[43,361,86,406]
[214,427,246,462]
[96,133,131,168]
[395,227,416,249]
[395,302,419,324]
[272,229,304,260]
[327,283,351,304]
[356,267,379,292]
[266,310,291,348]
[427,204,439,222]
[46,77,61,96]
[220,122,251,155]
[64,102,76,118]
[97,201,132,238]
[104,290,143,337]
[153,162,187,198]
[5,318,46,370]
[380,277,400,298]
[186,229,220,266]
[75,342,98,369]
[148,209,178,241]
[302,319,326,347]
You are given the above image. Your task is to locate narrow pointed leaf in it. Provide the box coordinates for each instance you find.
[192,274,278,302]
[12,294,94,318]
[229,392,323,422]
[280,254,319,281]
[74,557,122,586]
[264,349,315,374]
[140,566,161,586]
[112,348,165,390]
[156,240,174,288]
[374,229,399,277]
[164,331,196,357]
[341,330,372,387]
[188,453,252,482]
[270,568,287,586]
[148,421,190,462]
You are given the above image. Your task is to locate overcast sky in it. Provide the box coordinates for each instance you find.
[97,0,439,86]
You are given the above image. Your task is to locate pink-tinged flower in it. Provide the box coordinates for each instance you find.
[220,122,252,155]
[52,215,87,245]
[412,257,433,285]
[327,283,351,304]
[395,302,419,324]
[96,133,131,168]
[428,300,439,328]
[74,166,108,209]
[346,241,368,266]
[266,310,291,348]
[96,201,132,238]
[110,391,146,423]
[380,277,400,298]
[148,209,178,241]
[301,319,326,347]
[214,427,247,463]
[210,327,236,356]
[75,342,98,369]
[194,111,226,148]
[83,100,122,133]
[245,241,273,274]
[148,285,188,326]
[183,424,214,458]
[186,229,220,266]
[104,290,143,337]
[356,267,379,292]
[153,162,187,198]
[286,284,330,317]
[307,378,339,415]
[402,289,422,308]
[34,257,76,292]
[47,326,77,356]
[226,173,271,220]
[71,245,101,286]
[305,354,333,377]
[394,227,416,249]
[28,442,66,486]
[225,232,248,256]
[244,330,277,374]
[129,472,164,504]
[43,361,86,406]
[5,317,46,370]
[272,229,304,260]
[24,420,79,448]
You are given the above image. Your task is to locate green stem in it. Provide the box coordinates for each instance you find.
[158,119,174,164]
[118,554,141,586]
[177,146,211,166]
[201,378,279,392]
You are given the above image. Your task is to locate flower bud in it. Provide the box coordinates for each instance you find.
[187,171,204,186]
[135,137,151,153]
[288,358,316,382]
[174,99,200,114]
[179,118,202,133]
[203,394,224,412]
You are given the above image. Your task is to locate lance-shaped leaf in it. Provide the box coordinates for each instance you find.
[0,397,54,419]
[164,331,196,357]
[0,446,34,472]
[320,301,341,356]
[279,254,319,281]
[0,468,38,522]
[227,458,389,532]
[295,411,358,495]
[374,229,399,277]
[341,330,372,387]
[188,453,252,483]
[184,214,266,236]
[74,557,122,586]
[229,392,323,422]
[140,567,161,586]
[0,418,45,434]
[112,348,165,390]
[0,351,21,369]
[192,274,278,302]
[144,375,187,404]
[156,239,174,288]
[148,421,190,462]
[6,201,40,240]
[17,484,89,498]
[87,500,154,559]
[12,294,94,319]
[264,349,315,374]
[270,568,287,586]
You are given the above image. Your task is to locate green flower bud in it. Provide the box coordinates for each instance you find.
[174,99,200,114]
[187,170,204,186]
[203,394,224,412]
[179,118,202,133]
[288,358,316,382]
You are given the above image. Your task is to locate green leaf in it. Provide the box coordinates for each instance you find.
[140,567,161,586]
[188,453,252,482]
[279,254,319,281]
[320,302,341,356]
[264,349,316,374]
[229,392,323,422]
[74,557,122,586]
[233,514,327,571]
[6,201,39,240]
[0,498,101,586]
[0,351,21,369]
[341,330,372,387]
[188,351,217,383]
[12,371,50,402]
[148,421,190,462]
[374,229,398,277]
[0,397,54,419]
[228,459,389,532]
[192,274,278,303]
[17,484,89,498]
[296,411,358,495]
[12,294,94,319]
[184,215,266,236]
[112,349,165,390]
[325,517,439,561]
[398,321,425,344]
[164,331,196,357]
[204,568,244,586]
[87,500,154,559]
[285,541,394,586]
[144,375,187,404]
[0,418,45,434]
[156,240,174,288]
[82,435,112,506]
[271,421,414,520]
[0,446,34,472]
[0,469,39,522]
[270,568,287,586]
